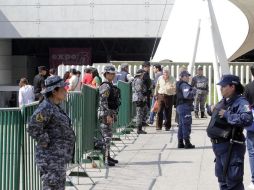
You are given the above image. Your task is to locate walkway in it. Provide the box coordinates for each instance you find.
[67,116,251,190]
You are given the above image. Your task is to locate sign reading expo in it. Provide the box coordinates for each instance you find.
[49,48,91,68]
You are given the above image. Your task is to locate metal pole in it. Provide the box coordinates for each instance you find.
[188,19,201,75]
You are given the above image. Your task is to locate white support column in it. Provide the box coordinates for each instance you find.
[240,65,244,84]
[235,65,239,76]
[176,65,180,80]
[207,0,230,75]
[208,65,212,105]
[171,65,175,78]
[246,65,250,84]
[188,19,201,75]
[0,40,12,85]
[210,25,222,100]
[203,65,207,77]
[230,65,233,74]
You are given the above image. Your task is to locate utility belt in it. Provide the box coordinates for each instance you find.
[211,136,245,144]
[211,138,229,144]
[177,99,193,106]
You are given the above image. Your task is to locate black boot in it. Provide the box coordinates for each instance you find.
[137,125,147,134]
[105,159,116,167]
[184,139,195,149]
[178,139,185,148]
[137,129,147,134]
[195,111,199,118]
[109,156,118,164]
[201,112,207,118]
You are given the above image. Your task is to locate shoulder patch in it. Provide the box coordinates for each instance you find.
[243,104,251,112]
[36,113,44,123]
[103,90,110,97]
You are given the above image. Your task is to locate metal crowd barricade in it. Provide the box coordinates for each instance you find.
[0,107,23,190]
[111,81,136,142]
[0,82,135,189]
[21,102,42,190]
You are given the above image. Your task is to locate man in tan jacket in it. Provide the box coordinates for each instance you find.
[154,67,176,131]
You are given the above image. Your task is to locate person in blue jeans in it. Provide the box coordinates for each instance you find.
[176,70,196,149]
[243,65,254,189]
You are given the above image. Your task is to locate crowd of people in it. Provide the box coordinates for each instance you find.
[18,62,254,190]
[18,66,103,107]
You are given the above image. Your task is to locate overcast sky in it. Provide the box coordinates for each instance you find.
[153,0,248,62]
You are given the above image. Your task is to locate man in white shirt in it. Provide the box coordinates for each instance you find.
[154,67,176,131]
[68,69,80,91]
[19,78,35,107]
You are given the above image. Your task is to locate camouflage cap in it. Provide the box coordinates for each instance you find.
[104,65,116,73]
[41,75,68,94]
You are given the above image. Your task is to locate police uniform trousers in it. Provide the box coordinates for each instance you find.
[194,91,207,112]
[213,141,245,190]
[36,147,67,190]
[135,101,146,129]
[176,103,192,140]
[156,94,174,130]
[100,122,113,159]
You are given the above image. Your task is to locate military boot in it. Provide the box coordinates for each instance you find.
[103,155,116,167]
[178,139,185,148]
[195,111,199,118]
[184,139,195,149]
[137,125,147,134]
[109,157,118,164]
[105,159,115,167]
[201,112,207,118]
[137,129,147,134]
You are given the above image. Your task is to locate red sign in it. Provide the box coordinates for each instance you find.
[49,48,91,68]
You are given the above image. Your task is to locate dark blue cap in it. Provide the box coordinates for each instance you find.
[217,74,240,86]
[179,70,191,77]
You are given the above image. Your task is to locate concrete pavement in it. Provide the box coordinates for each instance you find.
[67,116,252,190]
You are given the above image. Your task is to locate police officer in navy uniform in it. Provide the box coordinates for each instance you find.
[28,75,75,190]
[207,74,253,190]
[98,65,121,167]
[116,63,134,83]
[176,70,196,149]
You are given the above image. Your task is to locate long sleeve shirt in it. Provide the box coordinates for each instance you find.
[154,76,176,96]
[19,85,35,107]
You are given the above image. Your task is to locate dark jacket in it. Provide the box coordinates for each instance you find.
[243,80,254,107]
[33,74,45,98]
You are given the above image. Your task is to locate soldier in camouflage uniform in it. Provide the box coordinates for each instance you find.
[132,69,147,134]
[98,65,120,167]
[27,75,75,190]
[191,66,208,118]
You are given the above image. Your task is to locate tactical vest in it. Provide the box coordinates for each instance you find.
[176,81,194,106]
[117,71,128,82]
[207,97,243,140]
[101,82,121,111]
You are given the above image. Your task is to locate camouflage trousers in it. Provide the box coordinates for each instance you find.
[100,122,113,160]
[194,92,207,112]
[37,157,66,190]
[135,102,147,128]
